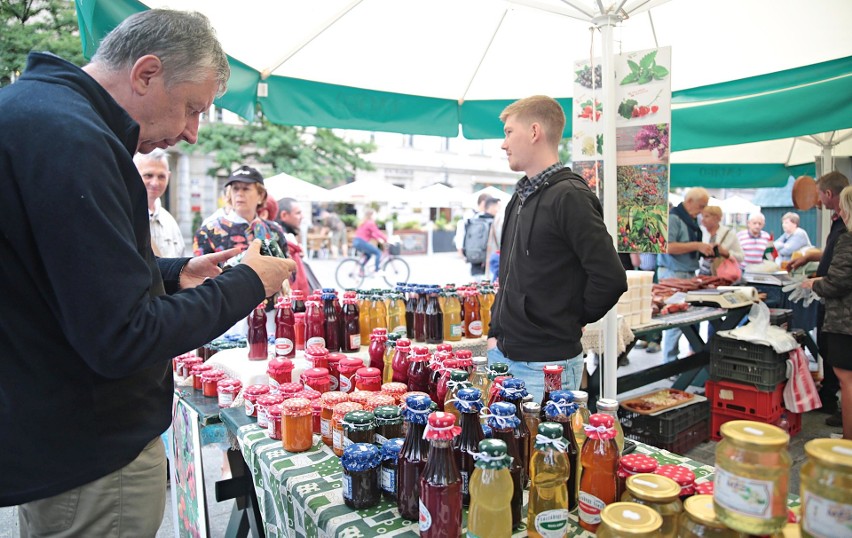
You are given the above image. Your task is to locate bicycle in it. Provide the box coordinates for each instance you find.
[334,242,410,289]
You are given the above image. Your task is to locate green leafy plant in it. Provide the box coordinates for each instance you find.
[620,50,669,85]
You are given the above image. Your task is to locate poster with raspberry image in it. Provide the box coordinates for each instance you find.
[616,164,669,253]
[615,47,672,125]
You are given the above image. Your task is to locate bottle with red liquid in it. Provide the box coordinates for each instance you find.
[464,290,483,338]
[428,351,451,406]
[322,293,341,352]
[455,349,473,375]
[413,285,427,342]
[274,296,296,358]
[341,297,361,353]
[539,365,564,421]
[368,328,388,372]
[390,337,411,384]
[247,302,268,360]
[578,413,619,533]
[304,299,326,348]
[453,387,484,507]
[543,389,580,512]
[404,285,417,339]
[419,411,462,537]
[293,312,306,352]
[425,286,444,345]
[406,345,431,393]
[486,402,524,530]
[290,289,306,314]
[499,378,531,487]
[396,394,433,521]
[435,358,460,412]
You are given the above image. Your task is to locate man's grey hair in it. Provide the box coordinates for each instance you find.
[278,198,298,214]
[748,212,766,224]
[781,212,800,226]
[684,187,709,203]
[133,149,170,169]
[92,9,230,96]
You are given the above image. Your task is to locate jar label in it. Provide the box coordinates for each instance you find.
[714,466,773,519]
[333,429,342,451]
[257,410,268,429]
[339,375,353,393]
[218,393,234,407]
[269,378,280,393]
[460,471,469,496]
[418,499,432,531]
[342,473,352,500]
[450,324,462,337]
[245,400,255,416]
[321,418,331,437]
[374,433,388,445]
[578,491,606,525]
[274,338,294,356]
[381,467,395,493]
[267,421,276,437]
[803,490,852,536]
[349,334,361,349]
[344,436,353,448]
[535,509,569,537]
[307,336,326,348]
[468,320,483,336]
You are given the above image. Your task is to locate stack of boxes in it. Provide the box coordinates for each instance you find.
[620,400,711,454]
[618,270,655,328]
[706,335,800,440]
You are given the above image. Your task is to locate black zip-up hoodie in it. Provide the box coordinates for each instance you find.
[489,167,627,361]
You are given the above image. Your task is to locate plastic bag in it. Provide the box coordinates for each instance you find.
[783,347,822,413]
[713,256,742,282]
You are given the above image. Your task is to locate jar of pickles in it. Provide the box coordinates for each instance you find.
[319,391,349,447]
[714,420,791,535]
[341,443,382,509]
[190,363,213,390]
[597,502,663,537]
[281,397,313,452]
[373,405,404,446]
[332,402,364,457]
[217,378,242,408]
[244,384,271,417]
[256,393,284,429]
[678,495,744,537]
[201,369,225,398]
[617,453,659,501]
[622,473,683,538]
[799,438,852,538]
[342,410,375,449]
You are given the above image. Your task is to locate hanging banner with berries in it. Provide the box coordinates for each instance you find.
[572,46,671,254]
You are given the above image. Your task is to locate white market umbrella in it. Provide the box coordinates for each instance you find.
[412,183,469,208]
[326,179,412,204]
[264,171,331,202]
[472,186,513,207]
[720,195,761,215]
[668,192,683,206]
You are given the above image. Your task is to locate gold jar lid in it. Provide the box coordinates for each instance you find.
[804,438,852,469]
[719,420,789,447]
[683,495,728,529]
[600,502,662,534]
[626,473,681,501]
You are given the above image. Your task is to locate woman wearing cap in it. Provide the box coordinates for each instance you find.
[193,165,289,259]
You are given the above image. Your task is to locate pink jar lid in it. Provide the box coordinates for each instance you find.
[245,384,272,398]
[267,357,294,374]
[257,394,285,407]
[303,367,330,380]
[201,369,226,382]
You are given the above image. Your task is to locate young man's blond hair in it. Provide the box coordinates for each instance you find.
[500,95,566,147]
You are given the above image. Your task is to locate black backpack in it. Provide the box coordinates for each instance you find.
[463,214,493,265]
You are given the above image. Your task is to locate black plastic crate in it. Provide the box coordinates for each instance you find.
[709,335,787,365]
[620,401,709,440]
[625,418,710,454]
[710,356,787,392]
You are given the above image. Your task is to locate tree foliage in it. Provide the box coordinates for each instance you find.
[187,118,376,188]
[0,0,85,86]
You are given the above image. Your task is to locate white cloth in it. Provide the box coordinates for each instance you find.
[149,199,185,257]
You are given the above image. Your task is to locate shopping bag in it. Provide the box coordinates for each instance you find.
[712,256,742,283]
[783,347,822,413]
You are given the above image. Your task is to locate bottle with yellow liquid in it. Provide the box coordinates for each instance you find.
[382,332,399,384]
[443,369,472,423]
[479,284,494,335]
[596,398,624,455]
[466,439,513,538]
[570,390,591,451]
[369,293,387,332]
[528,422,571,538]
[387,292,406,335]
[358,291,371,343]
[443,291,462,342]
[468,357,490,406]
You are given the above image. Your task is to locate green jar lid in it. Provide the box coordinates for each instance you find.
[373,405,402,422]
[475,439,511,470]
[343,410,375,431]
[537,422,564,439]
[449,369,469,381]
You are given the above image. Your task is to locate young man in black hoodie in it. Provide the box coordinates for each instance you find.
[486,95,627,402]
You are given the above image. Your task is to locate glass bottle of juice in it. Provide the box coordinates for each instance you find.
[290,289,306,314]
[539,365,564,421]
[464,289,483,338]
[570,390,591,451]
[443,291,463,342]
[425,286,444,345]
[428,351,450,405]
[407,345,431,393]
[528,422,572,538]
[543,390,580,512]
[414,285,427,342]
[293,312,306,351]
[522,402,541,476]
[467,439,514,538]
[358,291,371,343]
[419,412,463,538]
[274,296,296,358]
[487,375,512,407]
[499,378,531,486]
[453,387,484,507]
[304,299,326,348]
[341,297,361,353]
[382,332,399,383]
[397,394,433,521]
[443,369,472,423]
[435,358,460,411]
[247,302,268,360]
[387,292,407,335]
[367,327,387,372]
[369,293,387,332]
[487,402,524,530]
[404,285,417,339]
[390,337,411,384]
[596,398,625,455]
[578,413,620,533]
[322,293,341,352]
[487,362,509,402]
[479,284,494,335]
[468,357,490,405]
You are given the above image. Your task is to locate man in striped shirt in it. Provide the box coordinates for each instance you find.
[737,212,771,268]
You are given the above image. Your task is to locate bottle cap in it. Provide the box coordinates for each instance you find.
[487,362,510,377]
[320,391,350,408]
[683,495,727,528]
[499,378,528,400]
[537,422,564,440]
[626,473,681,501]
[332,402,364,421]
[456,350,472,360]
[436,343,453,353]
[303,367,329,379]
[522,402,541,415]
[449,369,469,381]
[471,356,487,366]
[338,357,364,370]
[600,503,662,534]
[280,397,312,416]
[410,346,430,361]
[364,394,396,412]
[402,394,433,425]
[373,405,402,421]
[454,388,484,413]
[343,410,375,427]
[589,413,614,428]
[596,397,619,412]
[341,443,381,472]
[423,411,461,440]
[486,402,521,430]
[326,352,344,366]
[620,453,658,474]
[474,439,511,470]
[396,338,411,351]
[570,390,588,403]
[381,438,405,461]
[294,388,321,401]
[720,420,789,447]
[356,367,381,379]
[804,438,852,467]
[543,365,564,375]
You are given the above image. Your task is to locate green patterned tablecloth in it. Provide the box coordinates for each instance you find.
[221,408,736,538]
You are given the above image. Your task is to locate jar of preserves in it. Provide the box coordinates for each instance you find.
[279,397,313,452]
[295,387,321,401]
[380,382,408,404]
[678,495,744,537]
[373,405,403,446]
[305,344,329,369]
[799,438,852,538]
[244,384,271,417]
[341,443,382,510]
[326,352,344,391]
[302,367,331,394]
[355,367,382,392]
[695,481,714,496]
[256,393,284,429]
[655,464,696,500]
[343,410,376,449]
[278,382,304,400]
[319,391,349,447]
[348,390,373,408]
[266,403,283,440]
[266,357,294,392]
[363,393,396,413]
[381,437,405,500]
[190,363,213,390]
[179,356,202,379]
[217,378,242,408]
[332,402,364,457]
[338,357,364,393]
[597,502,663,537]
[622,473,683,537]
[201,369,225,398]
[714,420,791,535]
[618,453,659,501]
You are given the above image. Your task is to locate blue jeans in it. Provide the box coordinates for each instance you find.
[658,267,696,363]
[486,345,584,403]
[352,237,381,271]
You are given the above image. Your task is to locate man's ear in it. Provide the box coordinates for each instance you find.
[130,55,165,96]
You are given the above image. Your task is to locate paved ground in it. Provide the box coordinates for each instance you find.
[0,251,838,536]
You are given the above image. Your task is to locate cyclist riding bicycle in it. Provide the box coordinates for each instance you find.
[352,209,387,273]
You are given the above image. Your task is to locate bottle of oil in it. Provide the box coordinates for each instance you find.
[528,422,571,538]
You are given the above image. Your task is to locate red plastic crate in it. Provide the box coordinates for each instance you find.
[710,408,800,441]
[705,379,785,420]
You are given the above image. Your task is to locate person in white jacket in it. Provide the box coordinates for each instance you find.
[699,205,745,275]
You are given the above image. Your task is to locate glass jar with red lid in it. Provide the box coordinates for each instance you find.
[326,352,345,391]
[693,481,713,496]
[278,382,304,400]
[173,353,195,373]
[381,382,408,404]
[655,464,696,500]
[244,384,271,417]
[338,357,364,393]
[256,393,285,429]
[191,363,213,391]
[295,387,321,401]
[320,391,350,446]
[267,357,294,391]
[364,393,396,412]
[348,390,373,408]
[332,402,365,456]
[266,404,284,440]
[179,356,202,379]
[355,367,382,392]
[201,369,226,398]
[617,452,659,501]
[305,345,329,369]
[303,367,331,394]
[217,378,242,408]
